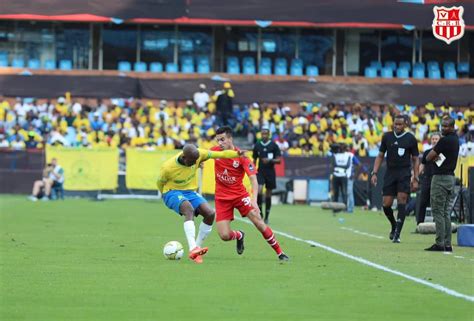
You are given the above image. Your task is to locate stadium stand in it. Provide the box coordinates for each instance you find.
[0,94,472,162]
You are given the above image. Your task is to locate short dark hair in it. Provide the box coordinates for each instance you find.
[442,117,455,127]
[216,126,233,136]
[394,114,406,122]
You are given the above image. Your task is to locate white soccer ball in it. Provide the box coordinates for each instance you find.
[163,241,184,260]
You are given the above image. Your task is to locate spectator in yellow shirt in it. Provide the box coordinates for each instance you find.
[287,141,303,156]
[249,103,261,126]
[455,112,465,130]
[311,134,330,156]
[364,125,381,148]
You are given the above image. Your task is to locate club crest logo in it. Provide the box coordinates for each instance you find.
[233,160,240,168]
[432,6,465,45]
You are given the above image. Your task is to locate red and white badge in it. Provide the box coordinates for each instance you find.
[432,6,465,45]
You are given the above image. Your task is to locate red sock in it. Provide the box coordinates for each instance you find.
[261,226,283,255]
[228,230,243,241]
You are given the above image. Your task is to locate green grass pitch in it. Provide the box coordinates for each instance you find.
[1,195,473,321]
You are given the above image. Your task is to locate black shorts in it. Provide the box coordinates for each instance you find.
[383,168,411,196]
[257,169,276,190]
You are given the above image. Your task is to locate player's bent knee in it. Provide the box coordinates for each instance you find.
[182,213,194,221]
[201,209,215,222]
[398,196,408,203]
[247,210,261,221]
[181,208,195,220]
[218,231,231,241]
[248,210,265,229]
[382,198,394,208]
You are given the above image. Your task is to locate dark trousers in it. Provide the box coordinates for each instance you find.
[417,179,431,225]
[431,175,455,247]
[216,112,233,127]
[333,176,347,204]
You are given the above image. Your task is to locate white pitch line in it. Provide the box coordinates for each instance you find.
[340,227,384,239]
[234,217,474,303]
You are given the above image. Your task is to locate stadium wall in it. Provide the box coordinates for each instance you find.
[2,149,472,194]
[1,74,474,105]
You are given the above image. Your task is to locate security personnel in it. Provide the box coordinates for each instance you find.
[331,143,352,209]
[371,115,419,243]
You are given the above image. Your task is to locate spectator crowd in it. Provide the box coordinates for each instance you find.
[0,82,473,157]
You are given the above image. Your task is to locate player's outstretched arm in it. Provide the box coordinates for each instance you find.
[206,149,240,160]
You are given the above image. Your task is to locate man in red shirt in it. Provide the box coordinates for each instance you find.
[212,126,289,261]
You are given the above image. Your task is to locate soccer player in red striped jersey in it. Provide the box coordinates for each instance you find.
[212,126,289,261]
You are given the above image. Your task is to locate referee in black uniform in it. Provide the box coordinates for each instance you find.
[417,132,440,225]
[253,127,281,224]
[371,115,420,243]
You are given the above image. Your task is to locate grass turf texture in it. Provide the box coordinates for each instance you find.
[1,195,473,321]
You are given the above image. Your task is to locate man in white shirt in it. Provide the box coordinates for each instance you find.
[10,135,26,150]
[275,133,289,154]
[72,101,82,115]
[0,134,9,148]
[193,83,210,111]
[49,158,65,186]
[155,101,169,122]
[459,134,474,157]
[49,129,69,146]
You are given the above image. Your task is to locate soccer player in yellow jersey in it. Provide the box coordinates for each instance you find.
[157,144,245,264]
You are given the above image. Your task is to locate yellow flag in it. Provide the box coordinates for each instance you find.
[455,155,474,186]
[126,149,179,190]
[46,146,119,190]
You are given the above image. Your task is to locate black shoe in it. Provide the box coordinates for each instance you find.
[278,253,289,261]
[264,218,269,224]
[392,235,401,243]
[424,244,445,251]
[236,231,245,255]
[389,229,395,240]
[444,246,453,252]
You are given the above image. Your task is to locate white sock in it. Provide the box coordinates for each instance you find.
[183,220,197,251]
[196,222,213,247]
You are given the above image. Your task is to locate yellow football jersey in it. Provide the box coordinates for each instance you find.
[157,148,239,194]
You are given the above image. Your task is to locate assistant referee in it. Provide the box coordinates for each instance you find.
[371,115,419,243]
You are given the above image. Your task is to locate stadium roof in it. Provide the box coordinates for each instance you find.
[0,0,473,29]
